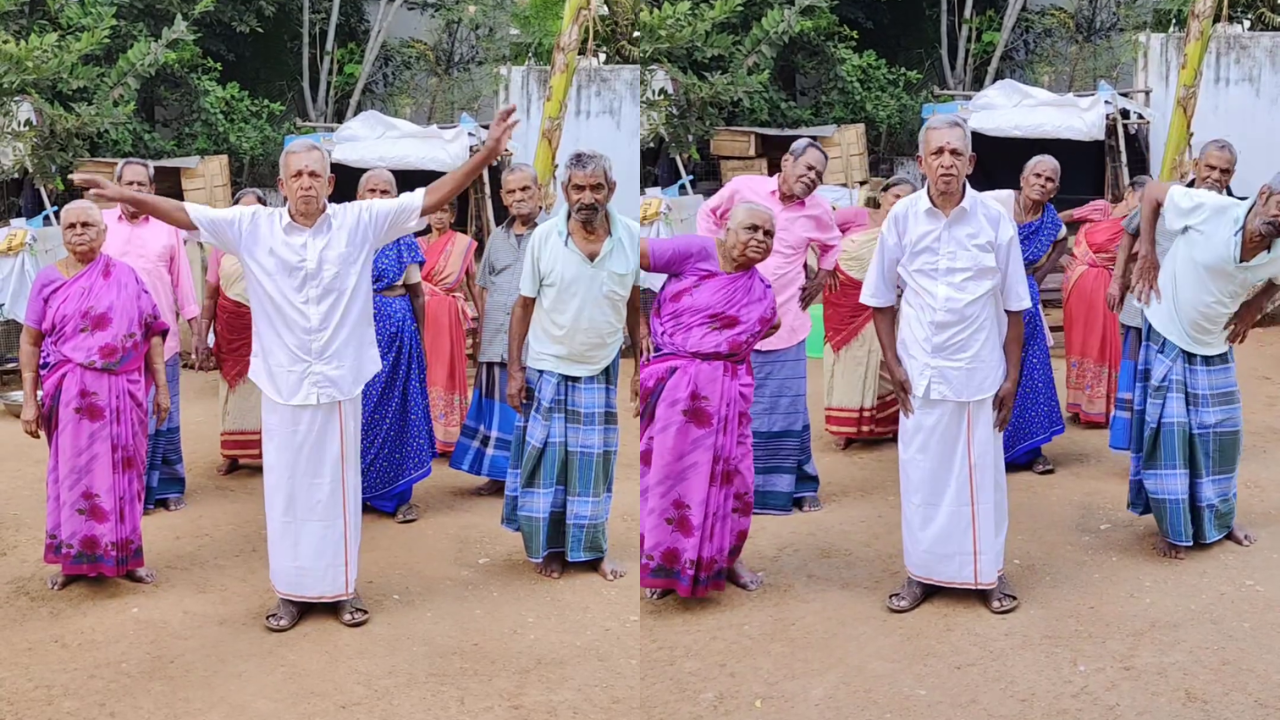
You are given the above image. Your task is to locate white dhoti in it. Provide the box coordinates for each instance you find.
[897,393,1008,589]
[261,394,363,602]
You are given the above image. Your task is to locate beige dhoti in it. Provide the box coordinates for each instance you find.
[261,394,363,602]
[897,392,1008,589]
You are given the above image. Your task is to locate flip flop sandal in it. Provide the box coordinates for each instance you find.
[1031,456,1056,475]
[393,503,420,524]
[264,599,305,632]
[337,595,371,628]
[985,575,1020,615]
[886,579,936,613]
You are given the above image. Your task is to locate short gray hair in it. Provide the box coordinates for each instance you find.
[727,201,776,227]
[1198,138,1238,166]
[61,199,104,226]
[356,167,397,195]
[787,138,829,164]
[1022,154,1061,179]
[114,158,155,183]
[232,188,267,206]
[561,150,613,185]
[279,138,331,178]
[881,175,920,195]
[502,162,538,184]
[917,114,972,156]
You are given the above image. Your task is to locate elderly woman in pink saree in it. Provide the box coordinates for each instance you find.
[638,203,779,600]
[18,201,170,591]
[418,200,479,454]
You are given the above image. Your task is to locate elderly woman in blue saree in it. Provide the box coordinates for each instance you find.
[984,155,1067,474]
[356,170,437,523]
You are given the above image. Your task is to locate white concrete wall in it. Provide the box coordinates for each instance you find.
[1140,30,1280,195]
[499,65,642,221]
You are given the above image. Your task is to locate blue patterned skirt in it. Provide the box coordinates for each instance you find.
[1004,299,1065,466]
[750,341,820,514]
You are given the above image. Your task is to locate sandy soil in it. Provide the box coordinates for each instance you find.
[3,333,1280,720]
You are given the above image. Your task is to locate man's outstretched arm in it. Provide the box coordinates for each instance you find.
[420,105,520,217]
[69,175,198,232]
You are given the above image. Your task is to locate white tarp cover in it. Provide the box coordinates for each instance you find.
[965,80,1148,142]
[330,111,473,172]
[0,226,64,322]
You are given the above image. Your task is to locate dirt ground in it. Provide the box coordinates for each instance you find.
[3,333,1280,720]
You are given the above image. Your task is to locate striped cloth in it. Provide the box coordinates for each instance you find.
[144,354,186,509]
[750,340,821,514]
[1108,325,1142,451]
[501,356,619,562]
[450,362,518,482]
[1127,322,1241,546]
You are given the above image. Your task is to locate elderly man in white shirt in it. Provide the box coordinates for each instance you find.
[71,105,518,632]
[503,149,643,582]
[861,114,1030,614]
[1126,174,1280,560]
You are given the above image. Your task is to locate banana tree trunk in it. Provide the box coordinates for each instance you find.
[1159,0,1218,182]
[534,0,592,211]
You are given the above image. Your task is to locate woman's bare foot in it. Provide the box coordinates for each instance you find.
[728,560,764,591]
[47,573,80,591]
[1227,525,1257,547]
[217,458,242,476]
[594,556,627,581]
[125,567,157,584]
[471,480,504,496]
[833,437,853,450]
[393,502,420,524]
[644,588,674,600]
[795,495,823,513]
[162,497,187,512]
[1155,538,1187,559]
[536,552,565,579]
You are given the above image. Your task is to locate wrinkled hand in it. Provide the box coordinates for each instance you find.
[1226,300,1264,345]
[69,173,126,205]
[887,361,914,418]
[1105,276,1126,314]
[631,373,642,418]
[154,389,172,427]
[192,340,212,372]
[484,105,520,158]
[20,401,40,439]
[633,332,654,365]
[993,379,1017,431]
[506,366,526,414]
[1130,256,1161,306]
[800,269,832,310]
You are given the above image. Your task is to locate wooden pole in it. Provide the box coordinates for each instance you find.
[1158,0,1218,182]
[533,0,592,211]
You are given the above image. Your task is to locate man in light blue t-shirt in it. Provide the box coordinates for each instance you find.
[1127,173,1280,560]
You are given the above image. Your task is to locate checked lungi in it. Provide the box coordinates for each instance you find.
[501,356,619,563]
[450,362,518,482]
[1108,325,1143,451]
[1127,322,1242,546]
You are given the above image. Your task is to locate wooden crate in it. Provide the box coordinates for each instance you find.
[820,124,870,187]
[181,155,233,208]
[72,160,118,209]
[710,129,759,158]
[719,157,769,182]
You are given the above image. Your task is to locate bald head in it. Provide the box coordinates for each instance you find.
[61,200,106,258]
[357,168,398,200]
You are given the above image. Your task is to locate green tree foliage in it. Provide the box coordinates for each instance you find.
[640,0,923,157]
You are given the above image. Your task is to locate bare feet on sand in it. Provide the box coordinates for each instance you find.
[644,588,674,600]
[217,458,242,476]
[1155,538,1187,559]
[795,495,823,513]
[161,497,186,512]
[594,556,627,581]
[728,560,764,591]
[1227,525,1257,547]
[126,567,157,584]
[536,552,565,579]
[833,437,853,451]
[47,573,81,591]
[471,480,504,496]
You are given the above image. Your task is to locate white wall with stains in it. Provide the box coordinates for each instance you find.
[1140,29,1280,196]
[499,65,642,221]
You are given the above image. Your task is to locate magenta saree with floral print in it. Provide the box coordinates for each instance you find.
[25,255,169,577]
[638,235,777,597]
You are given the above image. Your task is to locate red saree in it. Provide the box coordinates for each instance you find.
[418,230,477,454]
[1062,217,1125,426]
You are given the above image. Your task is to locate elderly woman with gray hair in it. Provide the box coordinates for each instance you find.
[983,155,1067,475]
[199,188,268,475]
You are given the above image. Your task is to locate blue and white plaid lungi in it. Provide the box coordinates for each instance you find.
[1109,325,1142,451]
[501,356,619,562]
[450,363,517,482]
[1127,322,1241,546]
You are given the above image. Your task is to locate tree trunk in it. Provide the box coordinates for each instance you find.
[302,0,317,121]
[1159,0,1217,182]
[344,0,407,122]
[939,0,955,90]
[314,0,343,121]
[982,0,1028,89]
[534,0,593,211]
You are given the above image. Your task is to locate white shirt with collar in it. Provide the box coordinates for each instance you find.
[860,184,1032,402]
[185,189,427,406]
[1144,185,1280,356]
[519,204,641,377]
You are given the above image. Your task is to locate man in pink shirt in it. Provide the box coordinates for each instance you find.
[101,158,204,513]
[697,138,841,514]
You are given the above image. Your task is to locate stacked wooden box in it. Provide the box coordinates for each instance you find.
[709,125,870,188]
[712,130,768,181]
[818,124,869,187]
